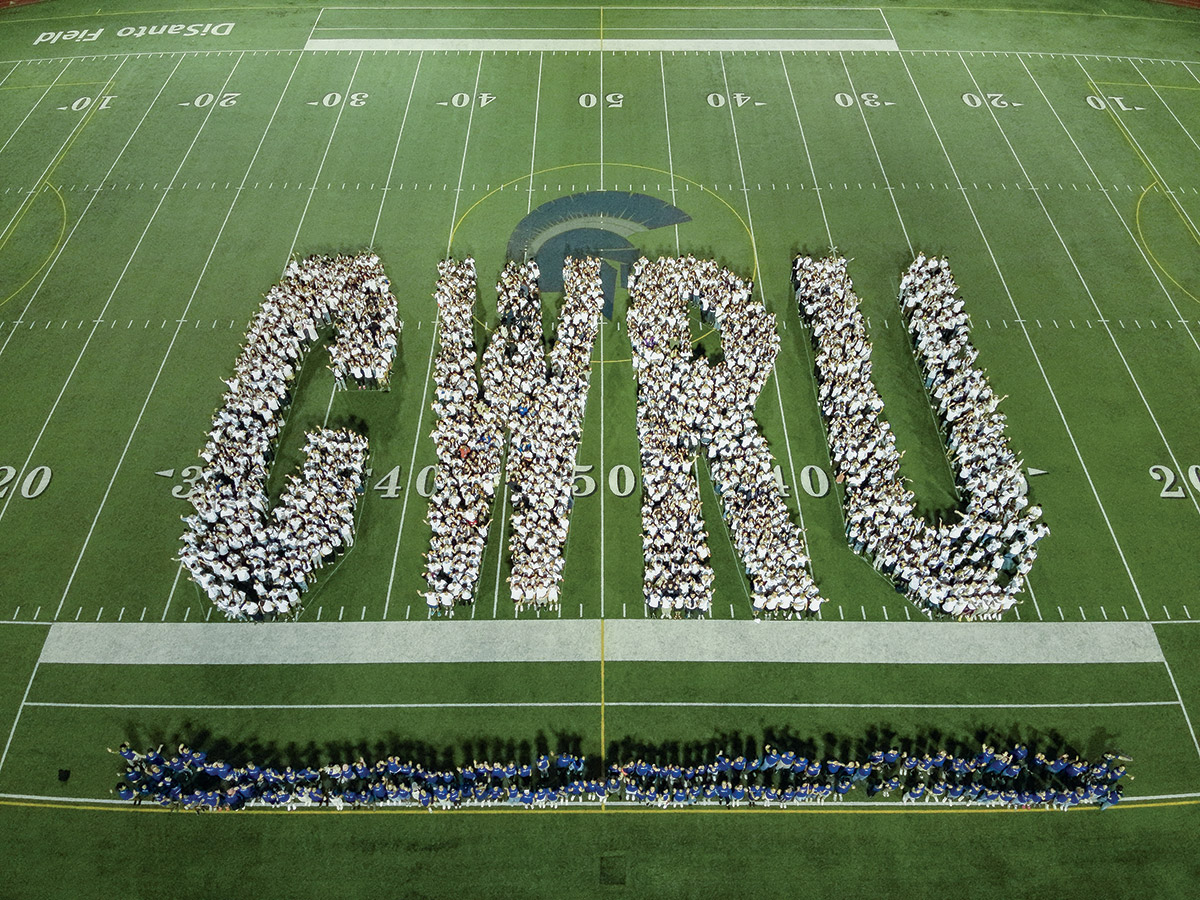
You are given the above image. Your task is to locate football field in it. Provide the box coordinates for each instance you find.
[0,1,1199,897]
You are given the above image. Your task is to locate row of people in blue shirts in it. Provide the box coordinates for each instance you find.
[110,739,1130,811]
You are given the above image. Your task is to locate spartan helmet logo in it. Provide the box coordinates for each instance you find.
[506,191,691,318]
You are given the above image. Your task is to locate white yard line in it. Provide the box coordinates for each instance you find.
[659,51,681,252]
[1161,655,1200,761]
[779,51,833,248]
[0,661,39,778]
[527,50,543,216]
[1017,57,1200,360]
[0,60,91,241]
[958,52,1200,522]
[0,56,184,367]
[370,50,424,247]
[717,52,808,549]
[890,48,1150,618]
[385,52,485,618]
[445,52,484,256]
[48,54,251,621]
[839,52,912,256]
[285,52,365,259]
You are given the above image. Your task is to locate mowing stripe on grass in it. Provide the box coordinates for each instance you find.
[35,620,1164,665]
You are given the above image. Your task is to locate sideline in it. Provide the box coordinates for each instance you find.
[35,620,1166,666]
[1,793,1195,815]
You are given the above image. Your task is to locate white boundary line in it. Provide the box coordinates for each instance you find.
[0,48,1197,68]
[303,39,900,52]
[526,50,543,216]
[886,47,1151,618]
[18,699,1178,711]
[957,52,1200,523]
[445,52,483,256]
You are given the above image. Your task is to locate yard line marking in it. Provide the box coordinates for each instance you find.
[287,52,365,258]
[446,52,484,256]
[0,659,40,778]
[779,51,832,247]
[48,54,252,619]
[369,50,423,246]
[959,52,1200,522]
[0,57,186,528]
[1161,656,1200,760]
[659,52,680,252]
[54,51,315,620]
[491,479,510,618]
[891,49,1149,617]
[386,53,485,618]
[839,52,911,255]
[527,50,543,215]
[0,59,70,157]
[0,61,101,254]
[718,52,809,568]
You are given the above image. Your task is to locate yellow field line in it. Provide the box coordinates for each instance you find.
[0,182,68,310]
[1083,72,1200,302]
[599,618,606,773]
[1136,184,1200,305]
[0,80,107,92]
[1091,81,1200,92]
[0,797,1194,815]
[0,67,117,255]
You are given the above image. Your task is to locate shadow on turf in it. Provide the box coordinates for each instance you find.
[112,720,1123,773]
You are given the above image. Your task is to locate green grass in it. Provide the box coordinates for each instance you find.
[1,1,1199,897]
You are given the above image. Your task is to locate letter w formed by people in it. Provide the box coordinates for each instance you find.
[795,255,1048,620]
[179,254,401,620]
[422,257,604,615]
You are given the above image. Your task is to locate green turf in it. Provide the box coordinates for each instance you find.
[1,1,1199,896]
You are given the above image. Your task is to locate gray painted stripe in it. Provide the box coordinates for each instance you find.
[602,621,1165,664]
[38,621,1163,666]
[303,38,899,52]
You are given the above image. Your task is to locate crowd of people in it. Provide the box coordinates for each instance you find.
[628,256,824,618]
[179,254,400,620]
[422,257,603,614]
[794,255,1047,620]
[111,738,1129,812]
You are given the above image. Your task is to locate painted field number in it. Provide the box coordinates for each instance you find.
[834,92,890,108]
[578,92,623,108]
[962,92,1021,109]
[372,465,403,499]
[62,95,115,111]
[1086,95,1145,111]
[1150,464,1200,498]
[187,92,240,108]
[0,465,52,499]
